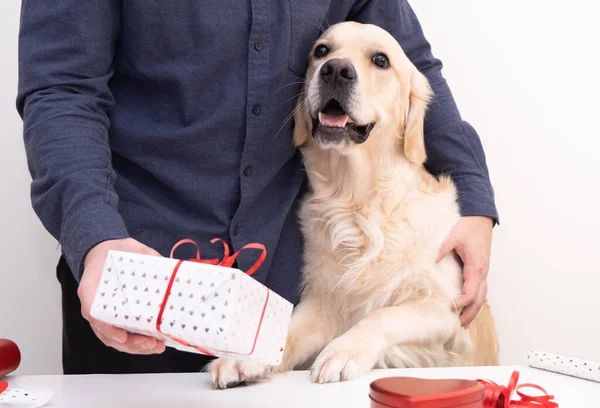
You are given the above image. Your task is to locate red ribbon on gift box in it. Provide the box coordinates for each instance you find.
[477,370,558,407]
[156,238,269,357]
[168,238,266,276]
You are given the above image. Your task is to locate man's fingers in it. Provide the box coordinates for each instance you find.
[151,342,167,354]
[436,235,458,264]
[452,263,481,311]
[92,317,163,351]
[460,282,487,328]
[94,320,129,344]
[140,245,162,258]
[93,328,131,353]
[93,326,165,354]
[124,239,162,258]
[453,290,477,313]
[103,339,164,355]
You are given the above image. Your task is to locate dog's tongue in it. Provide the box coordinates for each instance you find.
[319,112,349,128]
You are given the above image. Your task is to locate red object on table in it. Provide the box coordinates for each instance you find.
[0,339,21,377]
[369,371,558,408]
[369,377,485,408]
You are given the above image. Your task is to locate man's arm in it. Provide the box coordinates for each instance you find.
[17,0,165,354]
[17,0,129,279]
[349,0,499,223]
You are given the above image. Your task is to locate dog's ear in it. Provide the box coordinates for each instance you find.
[402,70,432,166]
[293,97,311,147]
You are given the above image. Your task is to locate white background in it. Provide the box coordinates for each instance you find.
[1,1,599,375]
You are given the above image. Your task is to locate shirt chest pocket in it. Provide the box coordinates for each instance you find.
[287,0,334,76]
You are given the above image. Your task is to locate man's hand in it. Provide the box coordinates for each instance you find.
[436,216,493,328]
[77,238,167,355]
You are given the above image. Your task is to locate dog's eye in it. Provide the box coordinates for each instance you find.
[372,53,389,69]
[314,44,329,59]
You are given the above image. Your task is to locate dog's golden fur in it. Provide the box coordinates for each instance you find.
[209,22,498,388]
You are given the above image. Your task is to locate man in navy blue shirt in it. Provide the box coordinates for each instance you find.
[17,0,498,374]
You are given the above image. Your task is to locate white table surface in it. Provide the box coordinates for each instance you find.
[6,365,600,407]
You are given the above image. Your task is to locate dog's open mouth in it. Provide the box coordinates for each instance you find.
[312,99,375,145]
[318,99,351,128]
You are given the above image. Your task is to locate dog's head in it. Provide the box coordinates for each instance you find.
[293,22,433,166]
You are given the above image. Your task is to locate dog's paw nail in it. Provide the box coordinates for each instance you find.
[210,358,272,389]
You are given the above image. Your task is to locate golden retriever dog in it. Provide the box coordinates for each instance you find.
[208,21,499,389]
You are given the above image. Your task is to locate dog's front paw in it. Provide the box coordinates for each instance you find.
[310,335,379,384]
[207,358,272,389]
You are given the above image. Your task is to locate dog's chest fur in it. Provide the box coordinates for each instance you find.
[298,150,463,329]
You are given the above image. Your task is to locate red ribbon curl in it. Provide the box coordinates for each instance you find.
[168,238,266,275]
[477,371,558,407]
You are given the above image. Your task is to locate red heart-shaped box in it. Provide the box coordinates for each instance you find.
[369,377,485,408]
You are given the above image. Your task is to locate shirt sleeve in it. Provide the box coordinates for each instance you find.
[349,0,499,224]
[16,0,129,281]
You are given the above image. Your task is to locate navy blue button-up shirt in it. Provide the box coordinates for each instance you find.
[17,0,497,305]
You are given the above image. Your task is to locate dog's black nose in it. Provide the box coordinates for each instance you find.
[320,58,356,85]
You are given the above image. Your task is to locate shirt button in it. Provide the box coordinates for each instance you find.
[243,165,252,177]
[252,104,261,115]
[254,40,263,51]
[232,225,240,236]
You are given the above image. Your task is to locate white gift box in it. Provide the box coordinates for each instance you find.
[90,241,293,366]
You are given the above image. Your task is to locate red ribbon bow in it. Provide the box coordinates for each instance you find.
[168,238,266,275]
[155,238,268,357]
[477,371,558,407]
